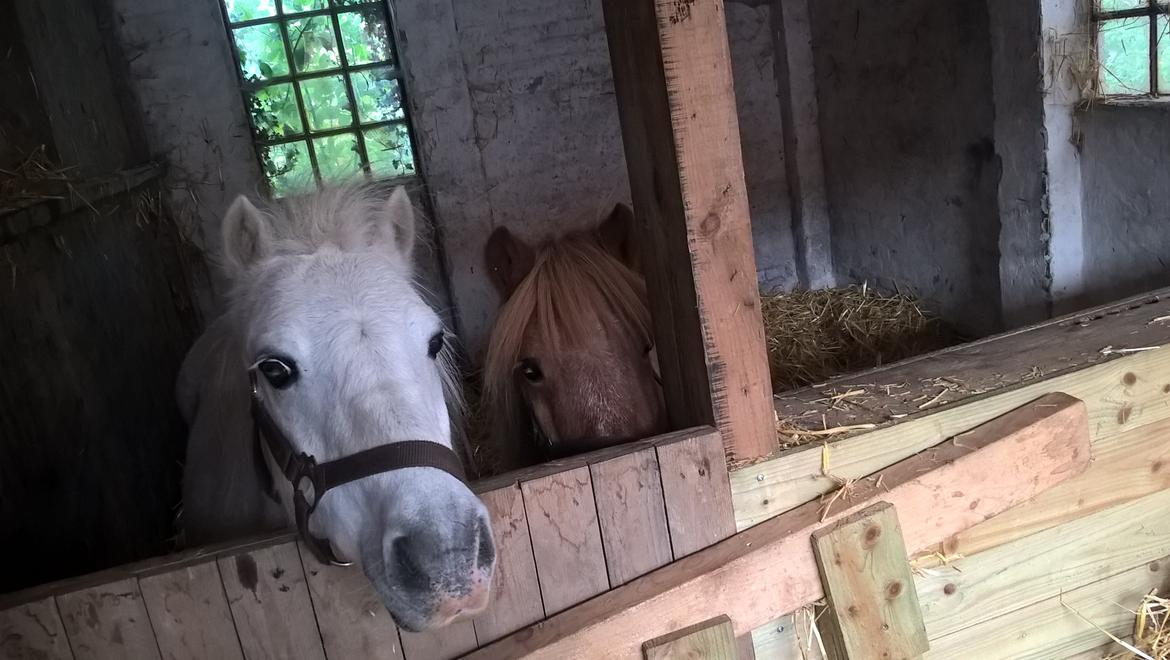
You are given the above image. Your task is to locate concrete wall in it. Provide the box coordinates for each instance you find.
[1080,105,1170,304]
[809,0,1004,336]
[398,0,796,355]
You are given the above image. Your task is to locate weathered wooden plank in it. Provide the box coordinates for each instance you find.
[399,624,477,660]
[138,561,243,660]
[0,597,74,660]
[916,486,1170,640]
[923,413,1170,565]
[734,343,1170,530]
[299,549,403,660]
[643,615,738,660]
[811,503,927,660]
[656,428,736,558]
[466,393,1090,659]
[472,485,544,643]
[590,448,673,587]
[521,466,609,615]
[217,543,325,660]
[923,554,1170,659]
[56,578,160,660]
[603,0,775,462]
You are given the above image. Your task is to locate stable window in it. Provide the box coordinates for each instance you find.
[1094,0,1170,97]
[220,0,417,196]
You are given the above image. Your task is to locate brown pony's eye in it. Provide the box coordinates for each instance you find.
[518,359,544,384]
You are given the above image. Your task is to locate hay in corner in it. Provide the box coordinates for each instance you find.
[761,283,963,393]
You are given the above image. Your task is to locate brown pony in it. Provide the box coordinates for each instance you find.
[481,205,667,467]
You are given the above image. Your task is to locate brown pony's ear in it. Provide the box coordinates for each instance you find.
[484,226,536,299]
[598,203,639,270]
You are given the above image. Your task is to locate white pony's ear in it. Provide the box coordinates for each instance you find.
[369,186,415,261]
[221,195,272,276]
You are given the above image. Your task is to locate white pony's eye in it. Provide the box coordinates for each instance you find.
[257,357,298,389]
[427,331,445,359]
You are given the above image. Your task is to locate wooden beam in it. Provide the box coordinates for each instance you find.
[811,503,927,660]
[465,393,1091,659]
[643,615,738,660]
[602,0,775,462]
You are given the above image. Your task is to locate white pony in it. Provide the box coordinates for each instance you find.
[176,184,494,631]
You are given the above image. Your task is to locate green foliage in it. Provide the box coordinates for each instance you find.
[225,0,417,195]
[365,124,415,178]
[339,8,392,65]
[226,0,276,23]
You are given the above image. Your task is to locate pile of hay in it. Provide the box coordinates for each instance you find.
[761,284,962,392]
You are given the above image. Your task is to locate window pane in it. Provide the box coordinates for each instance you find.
[249,84,303,140]
[1098,17,1151,94]
[352,68,404,123]
[288,16,340,73]
[334,0,381,6]
[226,0,276,23]
[1099,0,1147,10]
[338,8,393,66]
[365,124,416,178]
[233,24,289,82]
[1160,15,1169,93]
[313,133,362,182]
[282,0,327,14]
[262,141,314,197]
[299,75,354,130]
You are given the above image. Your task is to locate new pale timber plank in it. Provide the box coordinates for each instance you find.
[811,503,927,659]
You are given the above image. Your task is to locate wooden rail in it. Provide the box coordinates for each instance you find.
[0,427,735,660]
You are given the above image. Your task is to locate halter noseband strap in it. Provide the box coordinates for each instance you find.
[248,372,467,566]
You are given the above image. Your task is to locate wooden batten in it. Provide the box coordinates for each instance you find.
[643,615,739,660]
[811,503,928,660]
[602,0,775,462]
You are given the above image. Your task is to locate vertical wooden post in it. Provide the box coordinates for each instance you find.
[811,502,928,660]
[602,0,776,462]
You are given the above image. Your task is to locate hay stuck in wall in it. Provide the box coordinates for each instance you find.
[762,284,962,393]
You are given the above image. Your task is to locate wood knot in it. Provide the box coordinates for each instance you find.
[885,580,903,599]
[699,212,721,237]
[862,524,882,548]
[943,583,957,595]
[847,604,859,617]
[1123,372,1137,386]
[1151,561,1162,572]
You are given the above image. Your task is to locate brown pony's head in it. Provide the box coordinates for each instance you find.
[482,204,667,462]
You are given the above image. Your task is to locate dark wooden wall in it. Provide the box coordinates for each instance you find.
[0,181,201,593]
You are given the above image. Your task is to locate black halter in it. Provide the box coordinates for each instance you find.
[248,371,467,566]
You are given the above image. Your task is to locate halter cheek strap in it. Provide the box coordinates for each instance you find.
[249,372,467,566]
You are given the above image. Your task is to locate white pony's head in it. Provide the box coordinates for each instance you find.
[221,184,494,631]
